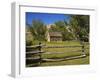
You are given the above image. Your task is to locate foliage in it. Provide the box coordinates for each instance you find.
[69,15,89,42]
[30,20,47,41]
[26,25,34,46]
[49,21,74,41]
[26,39,33,46]
[26,15,89,42]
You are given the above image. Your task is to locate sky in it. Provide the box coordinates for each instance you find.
[26,12,71,25]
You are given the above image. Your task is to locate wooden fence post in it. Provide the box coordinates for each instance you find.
[81,42,85,56]
[38,42,42,65]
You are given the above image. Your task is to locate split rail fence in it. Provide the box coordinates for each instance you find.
[26,42,89,67]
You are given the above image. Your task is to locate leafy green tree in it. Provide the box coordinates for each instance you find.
[26,24,34,46]
[49,24,59,32]
[54,21,74,41]
[69,15,89,42]
[30,20,47,41]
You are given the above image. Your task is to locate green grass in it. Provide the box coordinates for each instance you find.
[46,41,81,46]
[40,56,89,66]
[26,41,89,67]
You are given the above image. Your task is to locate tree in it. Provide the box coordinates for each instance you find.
[54,21,74,41]
[49,24,59,32]
[26,24,34,46]
[69,15,89,42]
[30,20,47,41]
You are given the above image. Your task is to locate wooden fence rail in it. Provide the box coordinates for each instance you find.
[26,42,87,66]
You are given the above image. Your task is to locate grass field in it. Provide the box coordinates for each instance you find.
[26,41,89,67]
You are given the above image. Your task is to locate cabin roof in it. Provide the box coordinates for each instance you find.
[49,32,62,37]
